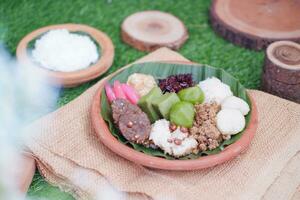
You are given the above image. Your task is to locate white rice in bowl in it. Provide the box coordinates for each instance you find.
[32,29,99,72]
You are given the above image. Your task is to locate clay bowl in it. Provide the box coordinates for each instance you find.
[91,62,258,170]
[16,24,114,88]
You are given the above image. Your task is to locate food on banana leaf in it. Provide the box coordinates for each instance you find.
[127,73,157,96]
[121,83,140,104]
[221,96,250,115]
[216,109,246,135]
[149,119,198,157]
[152,92,180,120]
[158,73,194,93]
[102,63,251,159]
[170,101,195,128]
[138,87,162,123]
[177,86,205,104]
[111,99,151,143]
[198,77,232,104]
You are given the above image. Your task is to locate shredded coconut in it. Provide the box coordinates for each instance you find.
[32,29,99,72]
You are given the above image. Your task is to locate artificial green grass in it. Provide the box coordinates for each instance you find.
[0,0,264,199]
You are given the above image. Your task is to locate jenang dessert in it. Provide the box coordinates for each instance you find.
[127,73,157,96]
[104,74,250,158]
[111,99,151,143]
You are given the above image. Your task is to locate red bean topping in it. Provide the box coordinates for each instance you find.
[169,123,177,132]
[167,138,173,143]
[127,121,133,128]
[174,138,182,145]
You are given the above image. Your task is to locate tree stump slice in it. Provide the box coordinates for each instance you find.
[262,41,300,103]
[210,0,300,50]
[121,11,188,52]
[262,73,300,103]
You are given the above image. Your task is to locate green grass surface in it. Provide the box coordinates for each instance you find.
[0,0,264,199]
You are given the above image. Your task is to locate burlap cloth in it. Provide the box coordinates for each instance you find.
[24,48,300,200]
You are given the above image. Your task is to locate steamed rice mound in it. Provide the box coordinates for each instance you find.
[221,96,250,115]
[32,29,99,72]
[198,77,233,104]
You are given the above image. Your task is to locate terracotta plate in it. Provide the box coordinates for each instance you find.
[16,24,114,88]
[91,62,258,170]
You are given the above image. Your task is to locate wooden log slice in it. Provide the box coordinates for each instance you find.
[121,11,188,52]
[210,0,300,50]
[262,41,300,103]
[262,72,300,103]
[264,41,300,84]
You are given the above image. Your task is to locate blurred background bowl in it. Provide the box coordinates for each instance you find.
[16,24,114,88]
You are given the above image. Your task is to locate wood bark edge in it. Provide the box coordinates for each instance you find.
[261,41,300,103]
[209,0,300,50]
[121,11,189,52]
[121,29,188,52]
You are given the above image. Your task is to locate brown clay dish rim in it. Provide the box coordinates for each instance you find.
[16,24,114,88]
[91,61,258,170]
